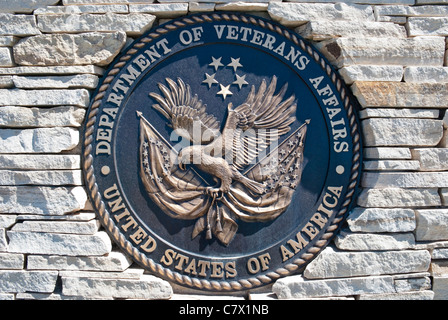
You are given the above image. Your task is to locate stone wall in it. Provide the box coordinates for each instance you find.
[0,0,447,300]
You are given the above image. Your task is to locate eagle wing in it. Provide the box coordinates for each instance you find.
[226,76,297,171]
[149,78,220,144]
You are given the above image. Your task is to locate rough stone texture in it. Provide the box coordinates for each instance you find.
[359,290,434,300]
[415,209,448,241]
[0,154,80,170]
[61,275,173,299]
[433,276,448,300]
[13,32,126,67]
[11,220,99,234]
[297,20,406,41]
[352,82,448,108]
[129,3,189,17]
[412,148,448,171]
[362,118,444,147]
[12,74,99,89]
[357,188,441,208]
[364,147,412,159]
[0,186,87,215]
[267,2,374,27]
[34,4,129,14]
[407,17,448,36]
[0,13,41,36]
[359,108,439,119]
[404,66,448,83]
[0,89,90,106]
[0,270,58,293]
[0,47,14,67]
[334,230,415,250]
[339,65,403,84]
[0,169,82,186]
[0,106,85,127]
[0,253,24,269]
[303,246,431,279]
[7,230,112,255]
[347,208,416,233]
[37,13,156,36]
[0,65,104,75]
[0,127,79,153]
[273,274,395,299]
[362,172,448,188]
[27,252,132,271]
[315,37,445,68]
[0,0,59,14]
[363,160,420,171]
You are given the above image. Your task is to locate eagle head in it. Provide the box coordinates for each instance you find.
[178,145,201,171]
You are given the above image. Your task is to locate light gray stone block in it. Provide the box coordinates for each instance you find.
[0,154,80,170]
[364,147,412,159]
[316,37,445,68]
[411,148,448,171]
[61,274,173,299]
[11,220,100,235]
[13,32,126,67]
[303,246,431,279]
[433,276,448,300]
[273,274,395,299]
[0,14,41,36]
[362,118,444,147]
[37,13,156,36]
[0,270,58,293]
[7,230,112,256]
[268,2,374,27]
[339,65,403,84]
[0,89,90,106]
[0,253,24,269]
[334,230,415,250]
[407,17,448,36]
[347,207,416,233]
[0,169,83,186]
[362,172,448,188]
[359,108,439,119]
[363,160,420,171]
[0,106,85,127]
[357,188,441,208]
[0,0,59,13]
[415,209,448,241]
[404,66,448,83]
[0,186,87,215]
[129,3,188,17]
[27,252,132,271]
[0,47,14,67]
[12,74,99,89]
[0,65,104,75]
[0,127,79,153]
[297,20,405,41]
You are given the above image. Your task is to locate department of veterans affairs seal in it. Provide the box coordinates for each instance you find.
[82,13,362,291]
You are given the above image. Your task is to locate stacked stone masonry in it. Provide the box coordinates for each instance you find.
[0,0,447,300]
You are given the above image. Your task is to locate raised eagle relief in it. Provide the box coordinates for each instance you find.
[138,76,309,245]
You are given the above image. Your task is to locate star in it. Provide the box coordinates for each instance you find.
[202,73,219,89]
[227,57,242,72]
[209,57,224,71]
[217,84,233,100]
[232,74,248,89]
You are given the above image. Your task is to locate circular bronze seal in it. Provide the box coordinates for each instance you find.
[82,13,362,292]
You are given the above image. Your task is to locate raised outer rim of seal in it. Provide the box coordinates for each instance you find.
[82,12,362,292]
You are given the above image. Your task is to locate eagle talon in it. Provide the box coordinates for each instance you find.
[206,187,223,200]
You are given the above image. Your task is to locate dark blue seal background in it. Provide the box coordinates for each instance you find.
[86,13,361,283]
